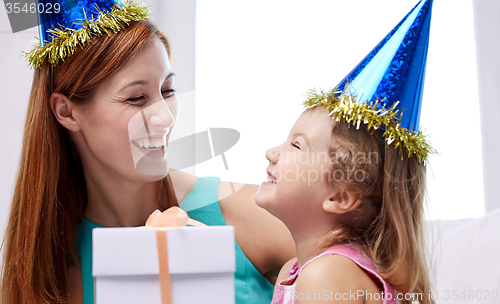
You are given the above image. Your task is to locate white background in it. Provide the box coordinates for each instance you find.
[193,0,484,220]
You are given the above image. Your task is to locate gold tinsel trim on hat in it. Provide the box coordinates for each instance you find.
[25,0,150,68]
[303,86,435,163]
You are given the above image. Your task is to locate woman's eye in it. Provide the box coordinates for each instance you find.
[126,96,146,103]
[126,88,175,104]
[292,142,300,149]
[161,88,176,98]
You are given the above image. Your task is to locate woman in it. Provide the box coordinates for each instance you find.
[0,2,294,303]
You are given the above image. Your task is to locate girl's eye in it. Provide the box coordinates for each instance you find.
[161,88,176,98]
[292,142,300,149]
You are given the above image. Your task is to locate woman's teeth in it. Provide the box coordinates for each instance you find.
[134,137,166,151]
[267,175,276,184]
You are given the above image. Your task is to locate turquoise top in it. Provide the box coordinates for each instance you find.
[77,176,274,304]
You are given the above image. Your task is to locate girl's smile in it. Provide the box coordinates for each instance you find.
[255,108,337,228]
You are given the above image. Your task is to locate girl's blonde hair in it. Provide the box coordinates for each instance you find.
[1,20,178,303]
[321,108,434,304]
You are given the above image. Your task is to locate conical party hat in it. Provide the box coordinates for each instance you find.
[304,0,434,162]
[37,0,120,47]
[26,0,149,68]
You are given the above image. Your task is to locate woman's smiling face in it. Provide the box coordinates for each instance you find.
[71,36,178,182]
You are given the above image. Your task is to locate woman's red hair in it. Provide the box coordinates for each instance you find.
[1,20,178,303]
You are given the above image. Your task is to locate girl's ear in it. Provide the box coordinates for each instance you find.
[50,93,81,132]
[322,190,362,214]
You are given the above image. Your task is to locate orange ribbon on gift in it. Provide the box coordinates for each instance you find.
[145,207,206,304]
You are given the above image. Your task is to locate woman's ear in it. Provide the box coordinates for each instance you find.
[322,190,362,214]
[50,93,80,132]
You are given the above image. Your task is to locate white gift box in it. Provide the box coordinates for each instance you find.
[93,226,235,304]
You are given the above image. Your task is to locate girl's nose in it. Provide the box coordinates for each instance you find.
[266,146,280,164]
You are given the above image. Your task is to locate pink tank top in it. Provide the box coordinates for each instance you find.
[272,244,397,304]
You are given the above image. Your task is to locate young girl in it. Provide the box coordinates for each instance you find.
[255,0,435,303]
[256,105,432,304]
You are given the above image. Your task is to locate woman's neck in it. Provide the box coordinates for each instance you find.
[83,169,162,227]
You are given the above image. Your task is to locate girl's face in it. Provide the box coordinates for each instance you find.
[71,36,178,182]
[255,109,336,224]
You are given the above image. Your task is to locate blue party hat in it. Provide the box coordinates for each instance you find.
[304,0,434,162]
[37,0,119,47]
[26,0,149,68]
